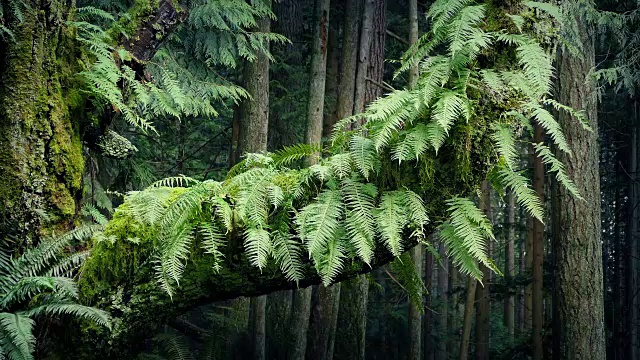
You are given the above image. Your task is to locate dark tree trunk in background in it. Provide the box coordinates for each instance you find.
[353,0,375,114]
[532,125,544,360]
[626,100,638,360]
[424,249,435,360]
[289,288,313,360]
[474,181,491,360]
[437,244,449,360]
[237,3,271,156]
[459,277,477,360]
[267,291,293,358]
[335,276,369,360]
[365,0,386,104]
[250,295,267,360]
[305,0,331,163]
[307,285,341,360]
[323,2,342,137]
[335,0,361,121]
[552,4,606,358]
[504,190,516,341]
[408,1,421,359]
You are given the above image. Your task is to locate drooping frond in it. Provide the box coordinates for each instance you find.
[0,313,35,360]
[349,136,380,180]
[533,143,582,199]
[495,163,544,221]
[491,123,518,170]
[341,179,378,265]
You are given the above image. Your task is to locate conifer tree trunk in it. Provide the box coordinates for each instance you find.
[552,4,605,358]
[335,276,369,360]
[407,1,422,359]
[448,268,460,358]
[504,190,516,341]
[353,0,375,114]
[532,125,544,360]
[305,0,331,160]
[437,244,449,360]
[250,295,267,360]
[307,285,341,360]
[238,4,271,155]
[524,215,533,332]
[323,3,341,136]
[424,249,435,360]
[459,276,477,360]
[267,291,293,358]
[475,181,491,360]
[335,0,361,121]
[288,288,312,360]
[626,100,638,360]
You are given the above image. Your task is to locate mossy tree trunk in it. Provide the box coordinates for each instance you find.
[0,0,84,244]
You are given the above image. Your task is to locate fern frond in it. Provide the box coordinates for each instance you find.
[491,123,518,170]
[341,179,378,265]
[376,192,409,257]
[243,226,272,270]
[0,313,35,360]
[533,143,582,199]
[495,163,544,221]
[349,136,380,180]
[20,303,111,329]
[296,190,343,259]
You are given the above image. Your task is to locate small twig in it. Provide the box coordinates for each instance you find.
[386,29,409,46]
[366,77,395,92]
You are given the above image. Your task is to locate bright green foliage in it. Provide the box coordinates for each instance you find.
[0,229,110,360]
[93,0,585,294]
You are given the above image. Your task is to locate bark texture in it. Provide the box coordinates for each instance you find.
[0,0,83,243]
[552,5,606,358]
[307,285,341,360]
[458,277,477,360]
[532,124,544,360]
[474,181,491,360]
[288,287,312,360]
[305,0,331,161]
[250,295,267,360]
[334,275,369,360]
[504,190,515,340]
[335,0,361,121]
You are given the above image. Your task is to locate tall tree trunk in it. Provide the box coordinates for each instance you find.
[407,1,422,359]
[459,277,477,360]
[437,244,449,360]
[307,285,341,360]
[475,181,491,360]
[0,0,84,243]
[524,212,533,332]
[504,190,516,341]
[532,125,544,360]
[448,267,460,358]
[323,2,342,137]
[626,99,638,360]
[409,246,423,360]
[241,6,271,359]
[250,295,267,360]
[334,276,369,360]
[552,4,606,358]
[267,291,293,358]
[353,0,375,114]
[335,0,361,121]
[305,0,331,163]
[424,249,435,360]
[238,7,271,155]
[518,206,526,334]
[289,288,313,360]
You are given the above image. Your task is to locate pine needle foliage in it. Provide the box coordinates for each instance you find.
[98,0,586,293]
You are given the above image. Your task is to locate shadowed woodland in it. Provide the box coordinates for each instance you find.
[0,0,639,359]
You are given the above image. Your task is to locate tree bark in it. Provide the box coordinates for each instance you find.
[626,100,638,360]
[250,295,267,360]
[353,0,375,114]
[305,0,331,164]
[552,4,606,358]
[424,249,435,360]
[288,287,312,360]
[335,0,361,121]
[459,276,477,360]
[238,4,271,156]
[532,125,544,360]
[334,276,369,360]
[307,285,341,360]
[408,2,421,359]
[437,244,449,360]
[475,181,492,360]
[504,190,515,341]
[266,290,293,358]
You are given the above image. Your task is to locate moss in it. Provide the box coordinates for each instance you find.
[107,0,160,41]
